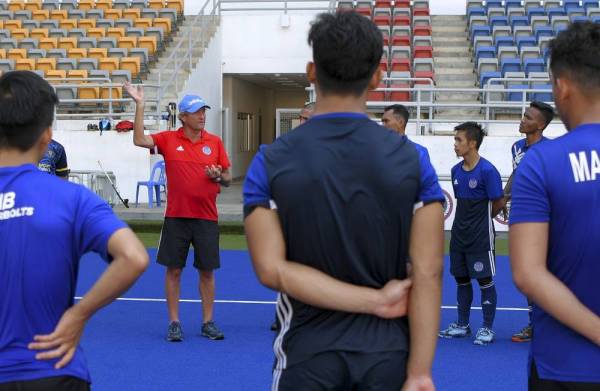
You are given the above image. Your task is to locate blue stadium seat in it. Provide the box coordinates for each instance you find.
[583,0,600,12]
[527,7,546,19]
[510,15,530,27]
[486,0,503,9]
[568,7,587,17]
[468,6,486,18]
[490,15,509,27]
[570,15,590,22]
[516,35,537,51]
[593,15,600,22]
[564,0,582,11]
[507,84,529,101]
[471,25,491,41]
[524,58,546,74]
[554,25,568,35]
[529,83,553,102]
[547,6,566,18]
[501,58,523,76]
[505,0,523,9]
[480,71,502,87]
[475,46,497,63]
[534,25,554,41]
[495,35,515,48]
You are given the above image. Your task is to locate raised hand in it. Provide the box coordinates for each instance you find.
[205,164,223,180]
[373,278,413,319]
[124,82,144,104]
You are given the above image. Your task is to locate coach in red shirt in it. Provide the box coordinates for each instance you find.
[125,83,231,342]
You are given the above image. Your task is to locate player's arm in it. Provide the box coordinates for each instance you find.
[55,145,70,180]
[124,82,155,149]
[28,228,148,368]
[491,197,506,218]
[245,207,412,318]
[510,223,600,347]
[403,202,443,391]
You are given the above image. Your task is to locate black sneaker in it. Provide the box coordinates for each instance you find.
[167,321,183,342]
[201,320,224,340]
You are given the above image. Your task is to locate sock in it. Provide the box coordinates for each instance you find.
[480,281,497,329]
[457,282,473,327]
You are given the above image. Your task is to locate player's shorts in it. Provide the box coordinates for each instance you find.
[529,359,600,391]
[0,376,90,391]
[157,217,220,271]
[274,350,408,390]
[450,251,495,279]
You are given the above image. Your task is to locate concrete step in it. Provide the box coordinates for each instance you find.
[436,80,478,88]
[431,39,468,47]
[436,73,476,82]
[432,15,465,22]
[435,67,475,74]
[436,92,480,101]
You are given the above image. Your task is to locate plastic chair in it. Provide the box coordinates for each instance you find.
[136,160,166,208]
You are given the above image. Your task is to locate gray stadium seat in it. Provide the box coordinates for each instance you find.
[129,47,149,65]
[0,0,6,10]
[0,38,17,50]
[86,9,104,19]
[18,38,39,50]
[0,59,14,73]
[0,10,13,21]
[112,0,131,9]
[141,8,158,19]
[498,46,519,62]
[48,28,67,38]
[13,10,32,20]
[108,47,127,58]
[96,18,114,28]
[27,48,46,60]
[22,20,40,30]
[41,19,59,29]
[68,9,86,19]
[126,27,145,38]
[158,8,178,24]
[60,0,78,11]
[0,29,8,39]
[79,58,98,71]
[98,37,117,49]
[41,0,60,10]
[56,58,77,71]
[513,26,532,38]
[521,47,541,62]
[111,69,132,84]
[67,28,87,39]
[79,37,97,49]
[47,48,66,58]
[131,0,147,9]
[115,18,133,29]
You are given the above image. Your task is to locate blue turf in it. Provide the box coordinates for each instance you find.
[75,251,529,390]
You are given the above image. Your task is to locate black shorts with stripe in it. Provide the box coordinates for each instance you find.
[157,217,220,270]
[450,251,496,279]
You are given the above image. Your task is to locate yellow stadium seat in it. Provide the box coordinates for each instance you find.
[50,10,68,20]
[100,84,122,101]
[122,8,140,19]
[30,28,49,39]
[36,58,56,72]
[59,19,78,30]
[4,20,23,31]
[134,18,152,29]
[32,9,49,21]
[148,0,165,9]
[78,0,95,11]
[0,49,6,59]
[68,48,88,59]
[117,36,136,49]
[15,58,35,71]
[88,48,108,60]
[87,28,106,38]
[39,38,58,50]
[152,17,171,34]
[8,0,25,12]
[78,19,96,30]
[138,36,157,55]
[96,0,113,10]
[99,57,119,72]
[58,37,78,50]
[24,0,42,11]
[45,69,67,82]
[104,9,123,19]
[166,0,184,15]
[11,28,29,40]
[7,49,27,61]
[119,56,140,79]
[0,21,3,29]
[68,69,88,79]
[106,27,125,39]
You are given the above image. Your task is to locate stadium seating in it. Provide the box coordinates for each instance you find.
[339,0,434,102]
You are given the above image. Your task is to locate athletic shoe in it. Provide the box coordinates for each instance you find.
[473,327,495,345]
[167,321,183,342]
[511,325,532,342]
[438,322,471,338]
[201,320,225,340]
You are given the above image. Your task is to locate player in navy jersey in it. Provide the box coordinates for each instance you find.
[244,12,444,391]
[508,101,554,343]
[510,22,600,390]
[439,122,505,345]
[0,71,149,391]
[38,139,69,179]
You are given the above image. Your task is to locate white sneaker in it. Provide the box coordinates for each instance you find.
[473,327,495,345]
[439,322,471,338]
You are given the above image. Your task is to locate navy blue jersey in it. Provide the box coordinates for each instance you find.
[450,157,503,253]
[243,112,444,368]
[0,164,126,383]
[511,136,549,170]
[38,139,69,177]
[510,124,600,382]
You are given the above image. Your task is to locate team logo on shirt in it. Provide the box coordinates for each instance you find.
[0,192,35,221]
[176,145,184,152]
[468,179,478,189]
[202,146,212,155]
[473,262,484,272]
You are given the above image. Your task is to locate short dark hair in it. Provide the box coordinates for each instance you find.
[530,101,554,128]
[455,121,485,149]
[308,11,383,96]
[549,22,600,94]
[384,104,409,124]
[0,71,58,151]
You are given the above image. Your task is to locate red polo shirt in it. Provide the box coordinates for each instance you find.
[151,127,230,221]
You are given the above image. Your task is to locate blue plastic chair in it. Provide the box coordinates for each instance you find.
[135,160,166,208]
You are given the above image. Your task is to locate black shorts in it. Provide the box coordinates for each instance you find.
[0,376,90,391]
[529,359,600,391]
[274,350,408,391]
[450,251,496,279]
[157,217,220,270]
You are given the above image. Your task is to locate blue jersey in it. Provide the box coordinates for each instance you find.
[0,164,126,384]
[243,112,444,368]
[450,157,503,253]
[511,136,549,170]
[38,139,69,177]
[510,124,600,383]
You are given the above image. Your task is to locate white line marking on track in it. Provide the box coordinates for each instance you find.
[74,297,529,311]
